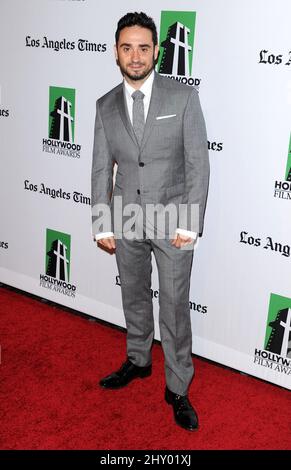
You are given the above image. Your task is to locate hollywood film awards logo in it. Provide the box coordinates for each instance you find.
[40,229,77,297]
[274,133,291,200]
[42,86,81,158]
[254,293,291,376]
[157,11,200,88]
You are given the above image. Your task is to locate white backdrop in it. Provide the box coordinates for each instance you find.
[0,0,290,389]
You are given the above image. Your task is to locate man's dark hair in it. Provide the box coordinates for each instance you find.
[115,12,158,46]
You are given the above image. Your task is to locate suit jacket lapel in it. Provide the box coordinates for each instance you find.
[116,71,164,151]
[116,86,139,148]
[140,71,163,152]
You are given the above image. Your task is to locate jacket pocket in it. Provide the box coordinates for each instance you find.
[166,182,185,198]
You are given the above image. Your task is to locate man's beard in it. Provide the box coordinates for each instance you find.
[117,55,156,81]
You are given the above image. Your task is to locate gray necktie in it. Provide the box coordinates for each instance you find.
[132,90,145,146]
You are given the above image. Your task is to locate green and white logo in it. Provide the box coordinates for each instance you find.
[43,86,81,158]
[49,86,75,142]
[274,133,291,199]
[40,228,76,297]
[265,293,291,358]
[45,228,71,282]
[158,11,196,77]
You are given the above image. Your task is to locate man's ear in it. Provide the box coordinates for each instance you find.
[154,45,160,65]
[114,44,118,61]
[154,44,159,61]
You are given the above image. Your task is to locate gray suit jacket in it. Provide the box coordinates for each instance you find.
[91,71,210,238]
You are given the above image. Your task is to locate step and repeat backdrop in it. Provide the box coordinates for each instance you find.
[0,0,290,389]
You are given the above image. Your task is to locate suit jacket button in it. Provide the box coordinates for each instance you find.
[139,162,144,167]
[137,189,140,194]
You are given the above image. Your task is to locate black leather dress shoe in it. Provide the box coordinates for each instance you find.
[165,386,199,431]
[99,359,152,389]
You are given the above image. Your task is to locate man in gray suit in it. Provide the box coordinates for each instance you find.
[91,12,209,431]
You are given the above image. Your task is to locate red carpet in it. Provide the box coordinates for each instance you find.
[0,285,290,450]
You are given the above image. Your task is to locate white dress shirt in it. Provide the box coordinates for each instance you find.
[123,68,154,124]
[95,70,197,242]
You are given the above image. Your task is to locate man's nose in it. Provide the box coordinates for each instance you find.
[131,49,141,61]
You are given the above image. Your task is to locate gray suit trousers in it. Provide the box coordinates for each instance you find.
[115,221,194,396]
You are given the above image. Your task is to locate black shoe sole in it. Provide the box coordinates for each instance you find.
[99,368,152,389]
[173,417,199,432]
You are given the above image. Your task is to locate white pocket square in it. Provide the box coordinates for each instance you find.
[156,114,177,120]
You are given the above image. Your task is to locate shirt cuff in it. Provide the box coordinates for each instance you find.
[176,228,197,240]
[95,232,114,241]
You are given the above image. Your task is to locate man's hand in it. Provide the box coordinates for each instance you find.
[97,236,116,252]
[171,233,195,248]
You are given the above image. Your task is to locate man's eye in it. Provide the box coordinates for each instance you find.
[141,48,149,53]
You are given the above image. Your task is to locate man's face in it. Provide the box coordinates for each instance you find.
[115,25,159,82]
